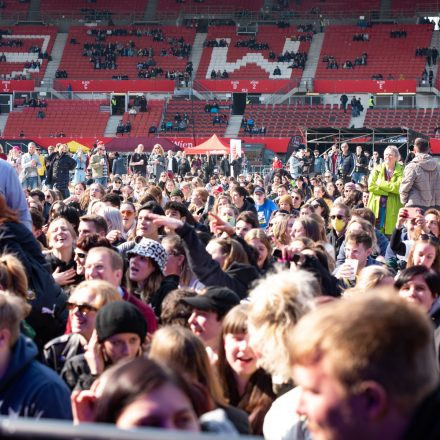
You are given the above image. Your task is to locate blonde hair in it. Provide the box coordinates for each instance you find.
[270,215,291,246]
[97,206,125,235]
[152,144,164,155]
[70,280,121,309]
[354,265,394,290]
[47,217,77,247]
[289,291,438,413]
[247,269,317,380]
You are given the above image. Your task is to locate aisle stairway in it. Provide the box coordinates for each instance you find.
[42,33,68,86]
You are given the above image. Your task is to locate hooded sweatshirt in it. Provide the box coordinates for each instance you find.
[0,335,72,419]
[400,153,440,208]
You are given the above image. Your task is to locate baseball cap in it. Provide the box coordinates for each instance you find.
[253,186,265,194]
[213,185,223,194]
[181,286,240,316]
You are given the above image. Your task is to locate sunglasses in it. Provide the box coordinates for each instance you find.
[420,233,440,244]
[336,183,343,187]
[66,302,97,314]
[74,250,87,259]
[330,214,345,220]
[121,210,134,217]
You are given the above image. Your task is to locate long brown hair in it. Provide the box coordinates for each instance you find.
[217,304,276,435]
[0,195,19,223]
[127,258,164,304]
[150,325,225,408]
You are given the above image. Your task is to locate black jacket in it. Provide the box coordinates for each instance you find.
[0,222,68,348]
[239,197,258,216]
[50,153,76,189]
[326,228,346,259]
[61,353,94,391]
[176,223,260,298]
[404,386,440,440]
[149,274,179,317]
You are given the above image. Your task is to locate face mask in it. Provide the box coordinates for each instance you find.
[331,218,346,232]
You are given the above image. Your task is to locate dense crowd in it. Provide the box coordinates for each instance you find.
[0,137,439,438]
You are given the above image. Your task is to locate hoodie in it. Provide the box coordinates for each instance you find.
[400,153,440,208]
[0,335,72,419]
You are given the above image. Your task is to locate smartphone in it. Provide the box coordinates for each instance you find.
[406,207,422,219]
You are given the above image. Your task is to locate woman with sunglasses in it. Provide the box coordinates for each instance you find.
[367,145,403,236]
[43,280,120,375]
[309,197,330,226]
[120,201,136,236]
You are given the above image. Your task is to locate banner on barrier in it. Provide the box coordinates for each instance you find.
[55,79,175,93]
[314,79,417,94]
[196,79,294,93]
[0,80,34,92]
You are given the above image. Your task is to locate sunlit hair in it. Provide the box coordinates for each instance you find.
[247,269,317,380]
[46,217,77,248]
[384,144,401,160]
[212,194,232,215]
[288,291,438,414]
[270,214,292,246]
[0,253,29,306]
[70,280,121,310]
[407,235,440,273]
[209,237,249,271]
[149,325,225,407]
[346,217,378,254]
[97,206,125,236]
[152,144,165,155]
[294,216,322,242]
[344,266,395,297]
[244,228,272,260]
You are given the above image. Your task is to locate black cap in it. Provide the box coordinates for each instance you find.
[96,301,147,342]
[181,286,240,316]
[253,186,265,194]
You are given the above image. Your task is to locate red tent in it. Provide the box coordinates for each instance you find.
[184,134,230,155]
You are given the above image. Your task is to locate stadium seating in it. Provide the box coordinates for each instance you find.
[0,25,57,80]
[364,108,440,136]
[197,25,311,81]
[315,24,433,80]
[157,0,263,15]
[283,0,380,17]
[159,98,230,137]
[40,0,147,15]
[239,103,352,137]
[391,0,440,15]
[3,100,109,137]
[58,26,196,80]
[117,100,164,137]
[1,0,30,18]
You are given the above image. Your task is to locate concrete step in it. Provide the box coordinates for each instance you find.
[104,115,123,137]
[190,33,207,78]
[0,114,8,136]
[225,115,243,137]
[43,33,68,84]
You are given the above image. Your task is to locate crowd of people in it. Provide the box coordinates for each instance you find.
[0,136,440,438]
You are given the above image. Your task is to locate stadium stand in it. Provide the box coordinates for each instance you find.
[315,24,433,80]
[391,0,440,16]
[159,98,230,137]
[0,25,57,80]
[197,25,311,81]
[282,0,381,17]
[3,100,109,137]
[158,0,263,14]
[239,103,352,137]
[117,100,164,137]
[40,0,147,15]
[1,0,30,18]
[58,26,195,80]
[364,108,440,136]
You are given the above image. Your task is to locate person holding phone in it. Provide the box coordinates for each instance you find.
[61,301,147,391]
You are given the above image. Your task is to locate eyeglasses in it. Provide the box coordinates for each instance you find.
[330,214,345,220]
[66,302,97,314]
[121,210,135,217]
[74,250,87,259]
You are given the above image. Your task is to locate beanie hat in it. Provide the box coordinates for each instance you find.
[127,237,168,274]
[96,301,147,342]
